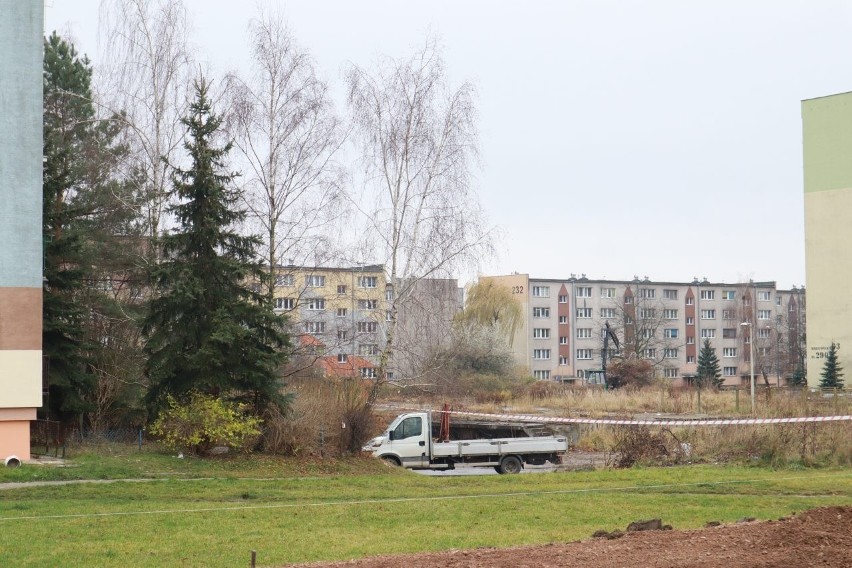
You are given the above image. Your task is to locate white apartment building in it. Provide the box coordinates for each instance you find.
[481,274,805,387]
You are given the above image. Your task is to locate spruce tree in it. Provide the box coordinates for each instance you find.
[819,342,844,389]
[788,365,807,388]
[143,78,289,412]
[696,339,722,389]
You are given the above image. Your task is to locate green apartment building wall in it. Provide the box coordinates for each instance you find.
[802,92,852,387]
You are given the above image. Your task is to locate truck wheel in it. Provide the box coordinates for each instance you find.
[381,455,401,467]
[497,455,523,474]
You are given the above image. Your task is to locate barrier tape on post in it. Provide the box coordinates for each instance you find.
[399,408,852,427]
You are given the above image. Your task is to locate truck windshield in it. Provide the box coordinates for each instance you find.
[393,416,422,440]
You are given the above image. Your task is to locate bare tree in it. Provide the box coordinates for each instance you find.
[224,10,345,298]
[98,0,193,252]
[346,39,492,393]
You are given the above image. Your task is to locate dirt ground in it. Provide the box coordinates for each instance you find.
[283,506,852,568]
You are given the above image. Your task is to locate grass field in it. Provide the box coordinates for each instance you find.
[1,462,850,567]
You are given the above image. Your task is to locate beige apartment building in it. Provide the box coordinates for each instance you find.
[481,274,805,387]
[802,92,852,387]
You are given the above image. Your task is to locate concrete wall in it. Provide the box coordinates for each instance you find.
[802,93,852,387]
[0,0,43,460]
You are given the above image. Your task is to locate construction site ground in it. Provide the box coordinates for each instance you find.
[283,505,851,568]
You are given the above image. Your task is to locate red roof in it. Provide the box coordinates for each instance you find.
[297,334,327,348]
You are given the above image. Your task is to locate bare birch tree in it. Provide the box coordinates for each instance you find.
[346,40,492,392]
[98,0,193,252]
[224,10,345,298]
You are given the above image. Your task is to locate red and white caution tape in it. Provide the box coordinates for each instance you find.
[405,408,852,427]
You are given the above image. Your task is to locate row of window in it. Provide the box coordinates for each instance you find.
[534,327,773,341]
[533,306,778,322]
[274,275,381,289]
[274,298,381,311]
[304,321,380,334]
[532,286,684,300]
[536,367,748,380]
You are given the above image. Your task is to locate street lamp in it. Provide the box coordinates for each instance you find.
[740,321,755,414]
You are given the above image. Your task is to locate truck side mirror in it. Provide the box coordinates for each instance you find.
[388,430,395,441]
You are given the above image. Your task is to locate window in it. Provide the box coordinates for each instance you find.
[576,307,592,318]
[723,366,738,376]
[360,344,380,356]
[686,336,695,345]
[386,310,393,322]
[722,309,736,319]
[385,288,394,301]
[640,308,656,319]
[722,328,737,339]
[639,288,656,299]
[357,321,378,333]
[663,309,678,320]
[559,315,568,324]
[337,354,348,363]
[358,299,378,310]
[758,347,772,356]
[686,297,694,306]
[700,309,716,320]
[687,355,696,364]
[624,315,633,324]
[304,321,325,334]
[392,415,421,439]
[337,330,347,340]
[640,329,655,339]
[777,296,783,306]
[601,308,616,319]
[758,291,771,301]
[686,316,695,325]
[360,367,377,379]
[757,328,771,339]
[758,310,771,320]
[276,274,294,287]
[532,285,550,298]
[533,370,551,380]
[700,290,715,300]
[601,287,616,298]
[722,290,736,300]
[533,328,550,339]
[664,328,678,339]
[274,297,294,310]
[558,356,569,365]
[723,347,737,358]
[357,276,377,288]
[558,294,568,303]
[663,289,678,300]
[307,298,326,311]
[624,296,634,304]
[533,349,551,360]
[643,348,657,359]
[337,284,347,295]
[306,275,325,287]
[701,329,716,339]
[664,368,679,378]
[576,286,592,297]
[576,328,592,339]
[576,349,593,360]
[560,336,569,345]
[533,307,550,318]
[664,348,678,358]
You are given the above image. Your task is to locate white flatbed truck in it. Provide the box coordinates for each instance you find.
[365,411,569,474]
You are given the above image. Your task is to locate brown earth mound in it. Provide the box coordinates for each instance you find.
[283,506,851,568]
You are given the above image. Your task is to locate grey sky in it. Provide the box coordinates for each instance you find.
[45,1,849,289]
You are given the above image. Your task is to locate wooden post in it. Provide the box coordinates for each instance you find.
[251,550,256,568]
[735,388,740,414]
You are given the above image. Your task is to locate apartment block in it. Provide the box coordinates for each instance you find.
[481,274,805,387]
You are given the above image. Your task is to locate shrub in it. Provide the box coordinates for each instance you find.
[149,392,262,456]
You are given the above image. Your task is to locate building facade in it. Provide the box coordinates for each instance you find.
[802,92,852,387]
[0,1,42,461]
[482,274,805,387]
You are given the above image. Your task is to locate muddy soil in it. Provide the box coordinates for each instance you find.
[283,506,851,568]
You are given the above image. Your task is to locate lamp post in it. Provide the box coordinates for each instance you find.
[741,321,755,414]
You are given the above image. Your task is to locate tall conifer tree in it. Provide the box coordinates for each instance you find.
[819,342,844,389]
[143,78,289,412]
[696,339,722,389]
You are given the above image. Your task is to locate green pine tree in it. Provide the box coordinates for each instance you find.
[788,365,807,387]
[143,78,290,413]
[696,339,722,389]
[819,342,844,389]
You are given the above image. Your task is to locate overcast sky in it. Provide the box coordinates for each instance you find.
[45,1,852,289]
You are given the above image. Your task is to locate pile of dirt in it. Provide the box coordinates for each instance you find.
[283,506,852,568]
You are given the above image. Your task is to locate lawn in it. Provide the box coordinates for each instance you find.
[1,462,850,567]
